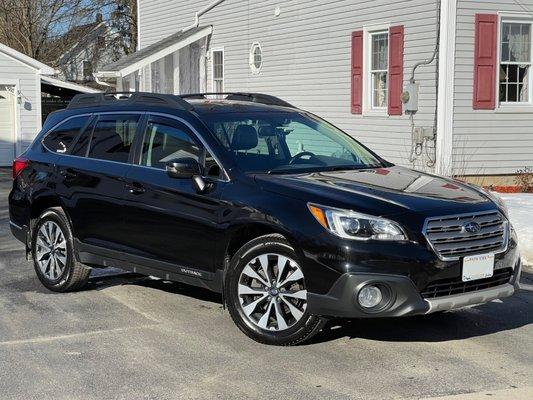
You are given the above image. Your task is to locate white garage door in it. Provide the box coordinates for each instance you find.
[0,85,15,166]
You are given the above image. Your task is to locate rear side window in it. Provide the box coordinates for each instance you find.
[87,115,139,162]
[140,119,200,169]
[43,116,90,153]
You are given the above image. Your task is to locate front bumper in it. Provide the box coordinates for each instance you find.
[307,259,522,318]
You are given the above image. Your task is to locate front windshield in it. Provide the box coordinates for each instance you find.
[201,111,387,174]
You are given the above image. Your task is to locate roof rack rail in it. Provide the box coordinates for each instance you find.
[67,92,194,111]
[180,92,295,108]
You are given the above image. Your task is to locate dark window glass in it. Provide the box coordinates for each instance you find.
[43,116,90,153]
[140,120,200,169]
[88,116,139,162]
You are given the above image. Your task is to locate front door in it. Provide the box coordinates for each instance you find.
[0,85,15,166]
[121,115,226,275]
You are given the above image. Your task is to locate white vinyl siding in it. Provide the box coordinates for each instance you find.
[454,0,533,175]
[139,0,439,171]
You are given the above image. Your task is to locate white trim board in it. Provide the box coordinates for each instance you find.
[435,0,457,176]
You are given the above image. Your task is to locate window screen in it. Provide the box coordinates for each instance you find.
[140,120,200,169]
[87,115,139,162]
[43,116,90,153]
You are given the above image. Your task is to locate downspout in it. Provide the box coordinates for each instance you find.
[182,0,227,32]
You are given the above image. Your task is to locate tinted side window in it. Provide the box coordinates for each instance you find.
[140,120,200,169]
[43,116,90,153]
[88,115,139,162]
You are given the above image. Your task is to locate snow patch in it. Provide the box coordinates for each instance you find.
[499,193,533,267]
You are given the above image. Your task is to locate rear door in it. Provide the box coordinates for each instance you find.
[121,114,227,274]
[56,113,142,250]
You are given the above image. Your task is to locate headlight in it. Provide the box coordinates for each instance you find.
[308,204,407,241]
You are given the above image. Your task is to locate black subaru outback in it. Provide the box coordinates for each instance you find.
[9,92,521,345]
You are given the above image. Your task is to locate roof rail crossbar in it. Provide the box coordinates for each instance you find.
[67,92,195,111]
[180,92,295,108]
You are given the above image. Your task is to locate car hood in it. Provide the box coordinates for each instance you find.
[254,166,494,217]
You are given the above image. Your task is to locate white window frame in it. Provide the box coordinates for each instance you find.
[362,24,390,116]
[211,48,224,94]
[249,42,263,75]
[497,14,533,110]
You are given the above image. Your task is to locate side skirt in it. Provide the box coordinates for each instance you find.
[75,240,223,293]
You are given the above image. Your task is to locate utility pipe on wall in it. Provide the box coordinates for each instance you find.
[183,0,227,32]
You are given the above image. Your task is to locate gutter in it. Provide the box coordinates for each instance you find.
[182,0,226,32]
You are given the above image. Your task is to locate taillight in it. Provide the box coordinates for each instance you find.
[12,158,30,179]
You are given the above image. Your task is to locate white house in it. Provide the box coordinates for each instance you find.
[0,43,99,166]
[94,0,533,187]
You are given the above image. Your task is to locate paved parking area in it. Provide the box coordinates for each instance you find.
[0,168,532,400]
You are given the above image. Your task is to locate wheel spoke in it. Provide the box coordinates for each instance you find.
[273,300,288,330]
[275,255,289,285]
[279,268,304,287]
[55,252,67,267]
[242,294,268,317]
[257,300,274,329]
[281,296,304,320]
[48,257,56,279]
[280,289,307,300]
[242,265,268,287]
[238,284,267,296]
[257,255,271,283]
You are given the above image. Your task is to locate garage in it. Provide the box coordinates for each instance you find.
[0,43,100,166]
[0,85,15,165]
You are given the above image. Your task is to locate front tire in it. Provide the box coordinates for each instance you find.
[32,208,91,292]
[225,234,324,345]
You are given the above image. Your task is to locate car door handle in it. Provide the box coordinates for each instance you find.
[59,168,77,179]
[126,182,145,194]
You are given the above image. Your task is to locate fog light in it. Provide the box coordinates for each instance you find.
[358,285,382,309]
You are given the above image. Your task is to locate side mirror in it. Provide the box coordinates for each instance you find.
[165,157,201,179]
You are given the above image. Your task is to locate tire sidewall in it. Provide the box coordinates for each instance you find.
[32,209,76,291]
[226,235,319,345]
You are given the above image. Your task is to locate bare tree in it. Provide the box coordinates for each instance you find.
[0,0,105,62]
[109,0,137,56]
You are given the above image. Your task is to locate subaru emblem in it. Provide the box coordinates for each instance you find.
[463,221,481,234]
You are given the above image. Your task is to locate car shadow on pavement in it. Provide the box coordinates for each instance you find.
[87,268,223,305]
[85,267,532,344]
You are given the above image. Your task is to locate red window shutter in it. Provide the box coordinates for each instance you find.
[473,14,498,110]
[351,30,363,114]
[388,25,404,116]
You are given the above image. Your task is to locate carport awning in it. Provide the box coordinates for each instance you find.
[41,76,100,96]
[95,26,212,79]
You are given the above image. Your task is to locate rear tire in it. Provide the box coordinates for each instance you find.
[32,208,91,292]
[225,234,324,345]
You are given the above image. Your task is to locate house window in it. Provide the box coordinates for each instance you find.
[82,60,93,81]
[249,42,263,74]
[212,50,224,93]
[369,31,389,109]
[499,20,532,104]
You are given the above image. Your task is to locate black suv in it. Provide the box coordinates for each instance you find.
[9,92,521,345]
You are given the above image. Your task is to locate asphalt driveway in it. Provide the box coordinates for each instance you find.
[0,168,531,400]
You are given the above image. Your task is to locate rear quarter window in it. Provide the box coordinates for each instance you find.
[42,115,90,153]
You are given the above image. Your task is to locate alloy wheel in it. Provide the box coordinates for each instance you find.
[35,221,67,280]
[237,253,307,331]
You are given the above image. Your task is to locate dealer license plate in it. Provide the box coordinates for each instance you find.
[462,253,494,282]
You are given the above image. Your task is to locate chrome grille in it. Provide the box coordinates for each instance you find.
[423,211,508,260]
